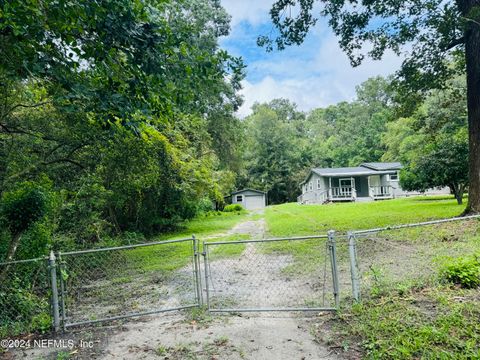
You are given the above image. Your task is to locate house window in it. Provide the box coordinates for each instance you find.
[236,195,243,202]
[309,182,313,191]
[389,172,399,181]
[317,179,321,189]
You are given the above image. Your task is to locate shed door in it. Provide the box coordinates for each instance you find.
[245,195,265,210]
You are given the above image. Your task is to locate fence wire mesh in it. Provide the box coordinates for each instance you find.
[0,258,51,338]
[352,217,480,300]
[60,238,199,327]
[203,236,337,312]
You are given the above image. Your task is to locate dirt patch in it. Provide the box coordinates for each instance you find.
[97,313,342,360]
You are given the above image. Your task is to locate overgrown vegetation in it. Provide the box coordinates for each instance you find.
[323,287,480,359]
[223,204,244,212]
[440,255,480,289]
[0,0,245,261]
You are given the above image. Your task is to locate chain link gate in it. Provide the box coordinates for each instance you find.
[57,237,201,329]
[201,231,339,312]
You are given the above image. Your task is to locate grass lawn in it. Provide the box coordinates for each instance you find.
[265,196,466,236]
[158,210,250,240]
[261,196,480,358]
[263,197,480,359]
[122,211,252,274]
[319,286,480,359]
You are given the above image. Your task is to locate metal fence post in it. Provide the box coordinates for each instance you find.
[202,242,210,311]
[49,251,60,332]
[348,232,361,302]
[192,235,203,306]
[57,252,67,331]
[328,230,340,309]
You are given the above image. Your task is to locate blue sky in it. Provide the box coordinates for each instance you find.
[220,0,404,117]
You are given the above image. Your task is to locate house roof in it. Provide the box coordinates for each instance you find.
[231,188,266,196]
[300,162,402,184]
[311,167,382,177]
[361,162,403,171]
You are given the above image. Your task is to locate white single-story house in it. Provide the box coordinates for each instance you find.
[230,189,266,210]
[298,162,450,204]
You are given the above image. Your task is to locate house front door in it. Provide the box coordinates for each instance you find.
[339,178,354,196]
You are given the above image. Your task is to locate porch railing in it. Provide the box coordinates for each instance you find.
[329,186,356,199]
[370,186,393,198]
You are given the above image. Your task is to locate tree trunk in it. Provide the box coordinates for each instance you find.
[455,184,465,205]
[461,0,480,213]
[0,231,23,282]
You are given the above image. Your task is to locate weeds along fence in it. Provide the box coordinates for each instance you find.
[0,237,201,337]
[0,257,51,339]
[2,215,480,338]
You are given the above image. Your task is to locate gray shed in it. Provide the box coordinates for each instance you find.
[231,189,266,210]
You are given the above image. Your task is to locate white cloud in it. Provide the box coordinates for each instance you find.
[238,33,404,117]
[219,1,404,117]
[221,0,274,27]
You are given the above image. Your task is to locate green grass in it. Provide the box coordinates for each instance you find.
[266,196,466,237]
[158,211,250,240]
[279,197,480,359]
[104,211,251,277]
[208,234,249,260]
[323,286,480,359]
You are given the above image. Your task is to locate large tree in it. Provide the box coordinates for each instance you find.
[241,100,309,204]
[0,0,245,251]
[383,76,469,204]
[260,0,480,212]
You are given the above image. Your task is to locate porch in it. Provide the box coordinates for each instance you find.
[330,175,393,201]
[327,185,393,202]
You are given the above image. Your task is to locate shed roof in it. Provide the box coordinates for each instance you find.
[231,188,266,196]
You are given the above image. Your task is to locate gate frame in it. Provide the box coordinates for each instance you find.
[58,237,201,329]
[202,233,339,313]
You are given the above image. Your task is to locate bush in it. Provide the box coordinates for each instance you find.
[223,204,244,212]
[1,182,48,235]
[440,255,480,289]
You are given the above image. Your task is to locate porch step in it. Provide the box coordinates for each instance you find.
[355,197,373,202]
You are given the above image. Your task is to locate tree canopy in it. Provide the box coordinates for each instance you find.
[0,0,245,260]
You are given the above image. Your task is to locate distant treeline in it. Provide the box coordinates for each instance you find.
[240,76,467,205]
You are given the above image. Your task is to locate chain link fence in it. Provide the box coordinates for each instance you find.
[59,238,200,328]
[348,216,480,301]
[203,235,338,312]
[2,215,480,338]
[0,257,51,338]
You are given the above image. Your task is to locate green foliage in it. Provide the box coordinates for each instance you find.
[0,182,48,235]
[307,77,394,168]
[383,77,468,204]
[241,99,309,204]
[440,255,480,289]
[0,275,51,337]
[0,0,244,250]
[223,204,244,212]
[262,0,464,96]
